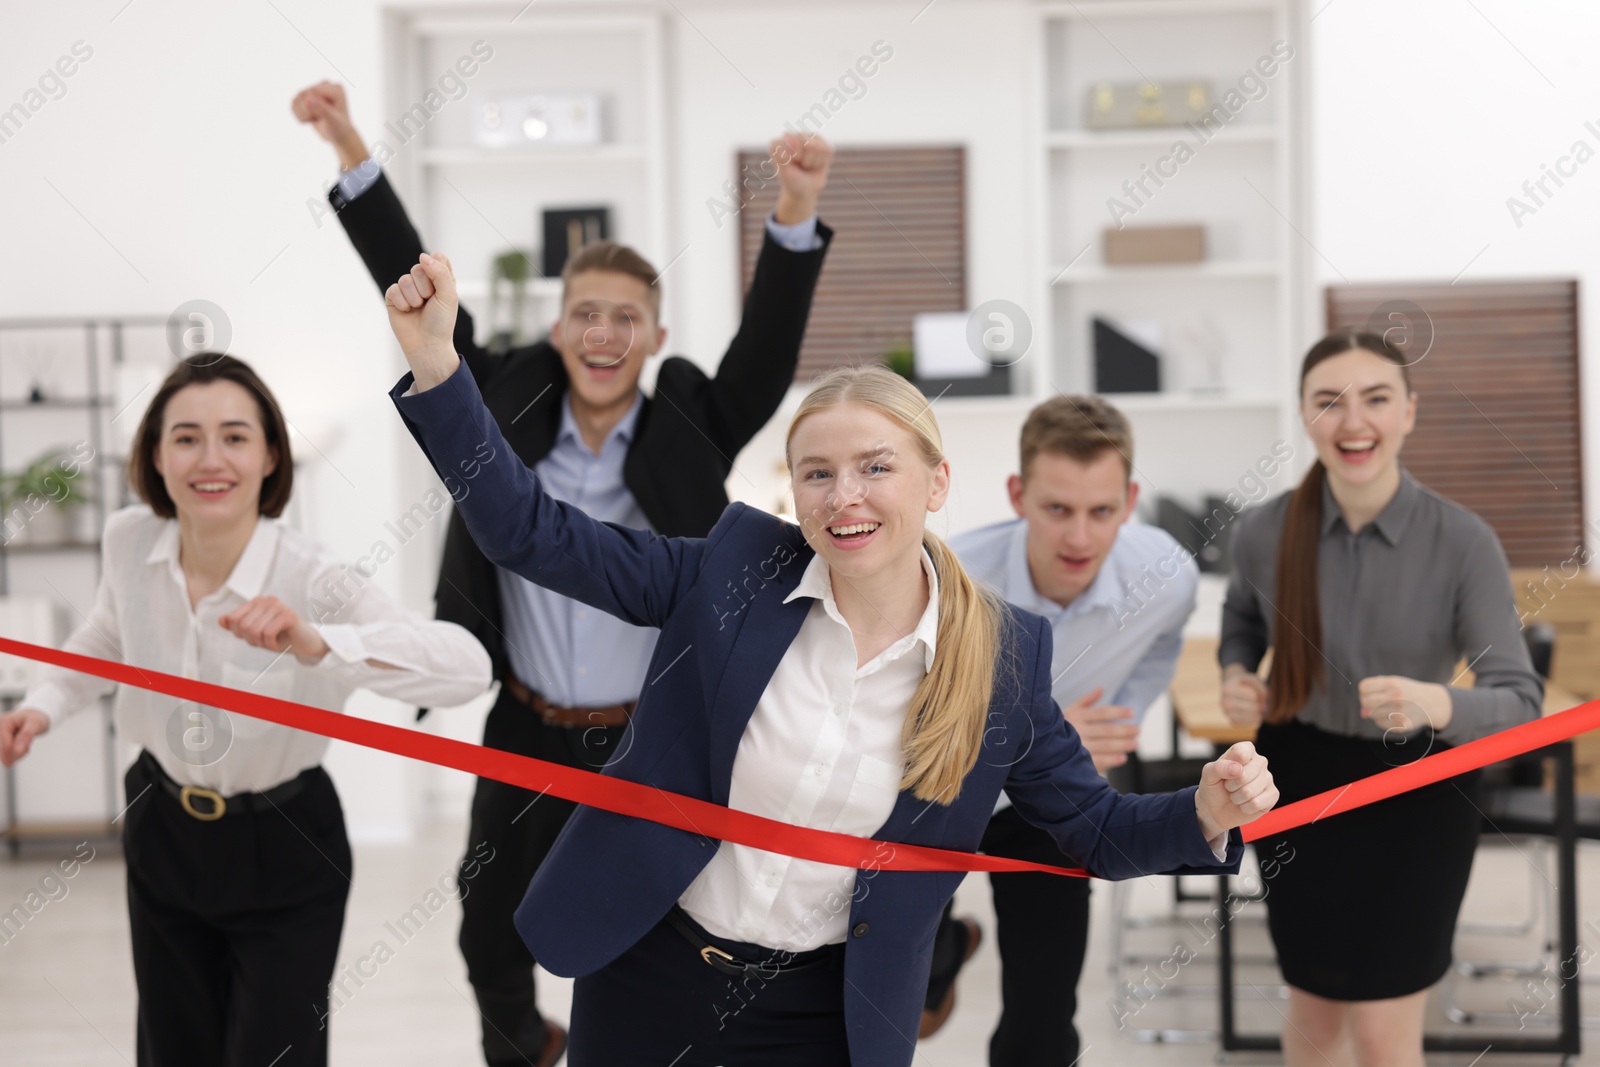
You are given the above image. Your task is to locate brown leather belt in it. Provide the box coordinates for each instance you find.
[503,674,635,728]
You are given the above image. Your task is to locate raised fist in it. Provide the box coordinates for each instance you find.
[292,81,367,170]
[769,133,834,225]
[385,253,463,389]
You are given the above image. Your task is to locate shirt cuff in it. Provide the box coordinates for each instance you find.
[1206,832,1229,862]
[764,213,820,253]
[318,625,370,667]
[336,160,383,204]
[20,683,75,730]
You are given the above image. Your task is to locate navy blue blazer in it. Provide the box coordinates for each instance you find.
[391,364,1242,1067]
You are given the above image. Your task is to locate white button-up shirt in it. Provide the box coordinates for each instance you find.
[21,505,492,795]
[677,550,938,952]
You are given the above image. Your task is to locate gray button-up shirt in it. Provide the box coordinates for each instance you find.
[1219,470,1542,744]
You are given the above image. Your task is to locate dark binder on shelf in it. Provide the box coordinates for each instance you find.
[1093,316,1161,393]
[541,206,611,277]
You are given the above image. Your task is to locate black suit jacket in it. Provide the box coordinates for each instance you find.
[331,173,832,687]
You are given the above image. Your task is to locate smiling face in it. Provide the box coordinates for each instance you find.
[1009,449,1138,607]
[788,402,950,586]
[1300,347,1416,489]
[152,380,278,528]
[550,269,666,417]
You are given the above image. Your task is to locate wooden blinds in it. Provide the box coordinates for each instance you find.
[1325,280,1583,568]
[735,145,967,381]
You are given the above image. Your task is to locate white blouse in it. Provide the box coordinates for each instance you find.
[21,505,492,795]
[678,550,938,952]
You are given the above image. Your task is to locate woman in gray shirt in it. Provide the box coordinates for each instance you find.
[1219,331,1541,1066]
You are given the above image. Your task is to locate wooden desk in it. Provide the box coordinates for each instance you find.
[1169,636,1584,748]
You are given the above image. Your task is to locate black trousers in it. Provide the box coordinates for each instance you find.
[568,908,851,1066]
[925,805,1091,1067]
[458,684,627,1065]
[985,807,1092,1067]
[123,751,352,1067]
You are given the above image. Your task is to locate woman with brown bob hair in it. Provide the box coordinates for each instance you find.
[0,354,491,1067]
[1219,331,1543,1066]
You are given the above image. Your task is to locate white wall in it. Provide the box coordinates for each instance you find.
[1307,0,1600,530]
[4,0,1598,838]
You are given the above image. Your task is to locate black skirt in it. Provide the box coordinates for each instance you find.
[1252,717,1483,1001]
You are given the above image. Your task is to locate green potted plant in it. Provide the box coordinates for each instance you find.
[883,341,915,380]
[1,448,92,547]
[487,248,536,355]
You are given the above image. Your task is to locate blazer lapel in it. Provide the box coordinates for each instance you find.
[706,540,812,806]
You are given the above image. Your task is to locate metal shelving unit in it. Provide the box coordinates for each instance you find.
[0,315,166,855]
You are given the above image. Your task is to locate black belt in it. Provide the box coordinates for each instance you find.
[140,750,315,821]
[664,906,837,978]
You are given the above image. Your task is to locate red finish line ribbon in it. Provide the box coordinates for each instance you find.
[3,635,1594,873]
[1240,696,1600,842]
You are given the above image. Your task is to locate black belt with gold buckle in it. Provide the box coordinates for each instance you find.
[664,906,835,978]
[141,751,314,821]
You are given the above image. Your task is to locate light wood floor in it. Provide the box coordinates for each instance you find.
[2,820,1598,1066]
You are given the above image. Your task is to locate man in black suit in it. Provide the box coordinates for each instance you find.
[294,81,833,1067]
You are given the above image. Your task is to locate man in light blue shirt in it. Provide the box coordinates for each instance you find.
[295,81,835,1067]
[922,395,1199,1065]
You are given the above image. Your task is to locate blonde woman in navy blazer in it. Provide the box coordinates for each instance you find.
[382,252,1279,1067]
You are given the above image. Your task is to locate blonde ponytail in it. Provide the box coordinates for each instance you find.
[899,531,1005,803]
[787,364,1009,806]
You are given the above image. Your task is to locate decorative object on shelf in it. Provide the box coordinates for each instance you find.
[911,312,1009,397]
[20,341,54,403]
[1180,316,1228,394]
[0,447,94,547]
[487,248,538,355]
[1103,224,1206,265]
[541,206,611,277]
[1093,316,1161,394]
[475,93,603,149]
[882,341,914,380]
[1085,80,1211,130]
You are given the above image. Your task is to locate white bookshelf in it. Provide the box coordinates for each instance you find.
[384,9,670,348]
[1028,0,1312,509]
[380,6,672,816]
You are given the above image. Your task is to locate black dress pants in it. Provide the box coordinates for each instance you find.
[568,907,851,1066]
[924,805,1091,1066]
[458,684,627,1065]
[983,806,1092,1067]
[123,751,352,1067]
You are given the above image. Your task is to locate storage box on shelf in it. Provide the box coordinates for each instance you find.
[1031,0,1311,513]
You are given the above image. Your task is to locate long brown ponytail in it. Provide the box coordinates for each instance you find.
[1267,331,1412,723]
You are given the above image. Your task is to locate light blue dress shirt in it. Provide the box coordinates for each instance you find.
[338,163,819,704]
[952,519,1198,811]
[952,519,1198,718]
[497,394,658,707]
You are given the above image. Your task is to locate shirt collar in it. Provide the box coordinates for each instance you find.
[146,515,280,601]
[1319,467,1420,545]
[784,547,941,670]
[558,390,645,454]
[1004,517,1125,615]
